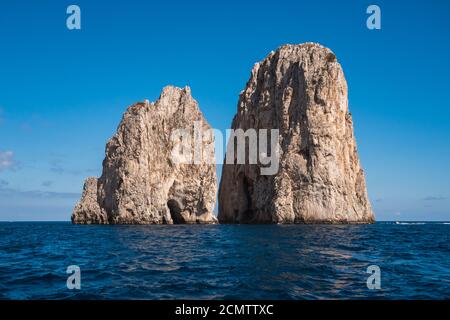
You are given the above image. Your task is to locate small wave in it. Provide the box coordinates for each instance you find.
[395,222,425,225]
[394,222,450,225]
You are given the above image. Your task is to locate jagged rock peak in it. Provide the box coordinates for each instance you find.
[72,85,218,224]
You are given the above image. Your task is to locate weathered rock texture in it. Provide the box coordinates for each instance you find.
[72,86,217,224]
[219,43,374,224]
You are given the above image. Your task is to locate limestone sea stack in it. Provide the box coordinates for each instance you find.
[72,86,217,224]
[218,43,375,224]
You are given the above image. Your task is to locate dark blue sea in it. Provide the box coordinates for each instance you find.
[0,222,448,300]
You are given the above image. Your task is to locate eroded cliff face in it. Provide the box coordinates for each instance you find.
[218,43,374,224]
[72,86,217,224]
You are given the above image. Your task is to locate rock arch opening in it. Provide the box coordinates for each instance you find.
[167,199,185,224]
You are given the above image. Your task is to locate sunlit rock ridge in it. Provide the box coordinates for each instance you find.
[218,43,375,224]
[72,86,217,224]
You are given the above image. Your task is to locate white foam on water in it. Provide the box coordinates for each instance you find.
[395,222,425,225]
[395,221,449,225]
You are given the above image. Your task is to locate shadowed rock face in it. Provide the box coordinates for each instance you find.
[72,86,217,224]
[218,43,375,224]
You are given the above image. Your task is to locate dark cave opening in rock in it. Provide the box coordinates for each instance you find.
[167,199,185,224]
[239,176,255,223]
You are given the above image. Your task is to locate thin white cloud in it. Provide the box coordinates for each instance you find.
[423,196,447,201]
[0,151,15,170]
[0,186,80,199]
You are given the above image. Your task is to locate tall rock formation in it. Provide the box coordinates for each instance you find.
[72,86,217,224]
[219,43,374,224]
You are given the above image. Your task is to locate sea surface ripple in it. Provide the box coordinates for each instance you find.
[0,222,448,299]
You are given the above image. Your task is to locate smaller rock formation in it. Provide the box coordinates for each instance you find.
[72,177,107,224]
[72,86,217,224]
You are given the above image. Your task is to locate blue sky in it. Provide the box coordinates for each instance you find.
[0,0,449,221]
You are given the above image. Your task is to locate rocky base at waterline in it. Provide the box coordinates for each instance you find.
[72,86,218,224]
[218,43,375,224]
